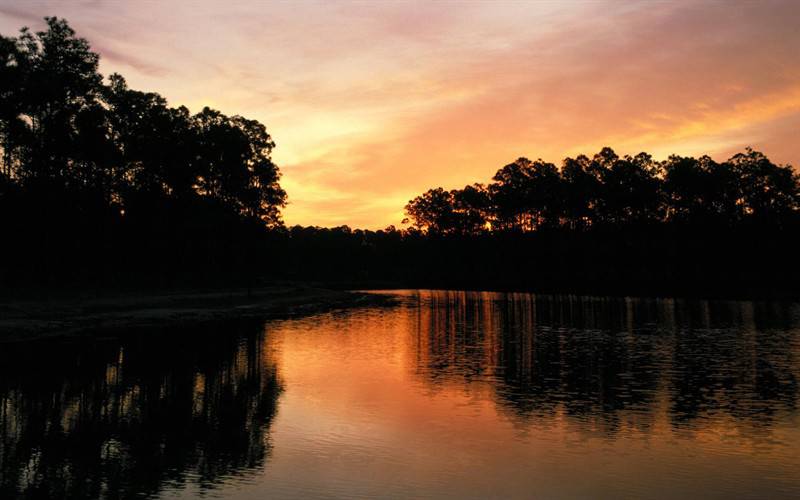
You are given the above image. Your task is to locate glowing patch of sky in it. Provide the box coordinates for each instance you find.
[1,0,797,228]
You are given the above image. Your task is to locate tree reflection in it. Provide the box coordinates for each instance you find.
[0,321,282,499]
[409,291,799,435]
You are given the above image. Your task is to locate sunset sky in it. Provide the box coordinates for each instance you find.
[1,1,798,229]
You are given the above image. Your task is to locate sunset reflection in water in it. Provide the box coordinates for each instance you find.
[2,290,799,499]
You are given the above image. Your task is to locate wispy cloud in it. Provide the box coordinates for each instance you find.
[1,0,797,228]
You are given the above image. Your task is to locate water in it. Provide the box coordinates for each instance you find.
[1,290,799,499]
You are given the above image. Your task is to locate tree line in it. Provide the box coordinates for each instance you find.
[0,17,286,224]
[1,17,798,297]
[404,148,800,234]
[0,18,286,288]
[282,149,800,297]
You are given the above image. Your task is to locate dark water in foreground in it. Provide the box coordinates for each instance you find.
[1,290,799,499]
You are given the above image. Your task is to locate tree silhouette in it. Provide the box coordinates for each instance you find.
[1,17,799,297]
[0,17,287,288]
[451,183,491,235]
[404,146,799,233]
[489,158,562,231]
[730,148,800,223]
[392,146,800,296]
[404,187,459,234]
[561,154,599,230]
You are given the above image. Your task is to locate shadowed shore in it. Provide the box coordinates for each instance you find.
[0,286,392,342]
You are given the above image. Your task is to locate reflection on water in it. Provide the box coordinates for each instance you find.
[2,291,800,499]
[414,292,798,429]
[0,321,281,499]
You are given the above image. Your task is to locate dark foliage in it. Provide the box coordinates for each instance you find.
[0,18,286,290]
[280,147,800,298]
[268,222,800,298]
[2,18,799,298]
[404,147,800,234]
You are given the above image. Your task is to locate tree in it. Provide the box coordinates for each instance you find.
[728,148,799,223]
[105,73,195,200]
[590,148,662,225]
[405,147,800,233]
[451,184,490,234]
[404,187,457,234]
[488,157,562,231]
[13,18,104,186]
[561,154,600,230]
[0,17,289,287]
[0,34,28,179]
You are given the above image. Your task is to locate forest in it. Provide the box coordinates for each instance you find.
[2,18,799,297]
[0,18,286,289]
[403,148,799,234]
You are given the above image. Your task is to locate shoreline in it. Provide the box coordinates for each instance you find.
[0,286,393,343]
[4,282,797,344]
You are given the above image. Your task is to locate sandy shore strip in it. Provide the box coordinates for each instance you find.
[0,286,392,342]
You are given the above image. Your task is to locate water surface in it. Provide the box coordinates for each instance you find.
[2,290,799,498]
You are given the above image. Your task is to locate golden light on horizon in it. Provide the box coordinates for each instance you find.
[2,0,797,229]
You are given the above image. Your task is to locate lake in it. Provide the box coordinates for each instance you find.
[1,290,799,499]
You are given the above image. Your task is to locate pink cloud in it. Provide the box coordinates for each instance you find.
[1,0,797,228]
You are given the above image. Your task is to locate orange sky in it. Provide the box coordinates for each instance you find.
[1,1,798,229]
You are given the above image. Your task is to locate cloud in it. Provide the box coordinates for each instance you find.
[0,4,43,26]
[90,42,171,77]
[1,0,797,228]
[276,1,800,227]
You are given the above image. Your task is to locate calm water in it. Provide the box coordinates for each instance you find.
[2,290,800,499]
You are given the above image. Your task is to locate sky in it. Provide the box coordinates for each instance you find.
[1,0,798,229]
